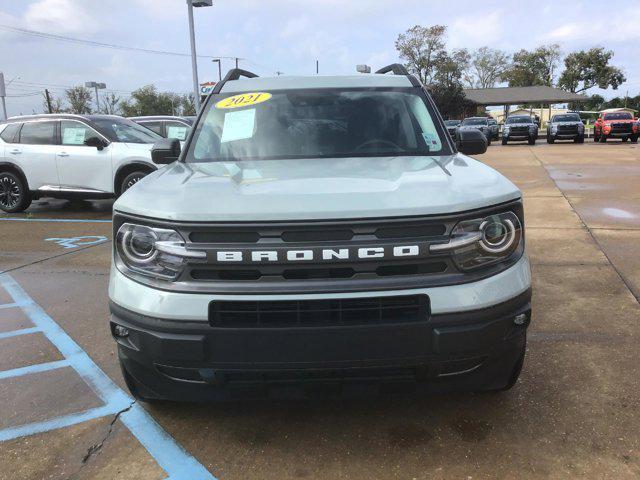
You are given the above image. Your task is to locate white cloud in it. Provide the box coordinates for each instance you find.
[449,10,503,49]
[24,0,98,34]
[280,16,310,39]
[544,10,640,43]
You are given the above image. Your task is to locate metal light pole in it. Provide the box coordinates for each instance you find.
[0,72,6,120]
[212,58,222,82]
[85,81,106,113]
[187,0,213,111]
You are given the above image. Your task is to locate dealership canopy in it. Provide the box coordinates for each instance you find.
[463,86,588,106]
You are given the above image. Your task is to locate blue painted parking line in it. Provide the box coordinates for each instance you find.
[0,217,112,223]
[0,302,27,310]
[0,326,40,340]
[0,404,122,443]
[0,274,216,480]
[0,359,70,380]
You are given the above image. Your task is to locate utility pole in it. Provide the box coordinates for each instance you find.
[45,89,53,113]
[235,57,239,69]
[316,60,319,74]
[276,71,283,76]
[0,72,6,120]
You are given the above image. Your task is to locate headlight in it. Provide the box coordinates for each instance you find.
[551,125,557,133]
[503,126,510,133]
[430,211,523,271]
[115,223,205,281]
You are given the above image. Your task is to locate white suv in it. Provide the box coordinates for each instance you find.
[109,66,531,402]
[0,114,161,212]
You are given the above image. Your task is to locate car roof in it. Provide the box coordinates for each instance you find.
[0,114,124,124]
[129,116,192,122]
[219,74,414,93]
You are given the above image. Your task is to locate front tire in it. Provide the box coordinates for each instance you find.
[120,171,148,196]
[0,171,32,213]
[622,137,628,143]
[546,135,555,144]
[501,137,508,145]
[575,135,584,144]
[631,135,638,144]
[601,135,607,143]
[528,136,536,145]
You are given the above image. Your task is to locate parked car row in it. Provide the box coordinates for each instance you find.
[0,114,196,212]
[446,111,639,146]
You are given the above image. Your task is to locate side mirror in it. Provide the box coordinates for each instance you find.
[85,136,107,150]
[151,138,181,165]
[457,129,487,156]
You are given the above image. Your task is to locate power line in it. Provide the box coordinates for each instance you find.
[0,24,280,75]
[0,24,237,61]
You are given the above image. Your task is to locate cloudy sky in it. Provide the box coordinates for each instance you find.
[1,0,639,116]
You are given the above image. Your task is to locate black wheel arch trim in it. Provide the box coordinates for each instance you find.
[0,162,30,190]
[114,161,157,193]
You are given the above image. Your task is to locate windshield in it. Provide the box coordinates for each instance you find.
[488,119,497,125]
[186,88,450,162]
[461,118,487,126]
[603,112,633,120]
[92,118,162,144]
[444,120,460,126]
[553,114,581,122]
[506,116,532,124]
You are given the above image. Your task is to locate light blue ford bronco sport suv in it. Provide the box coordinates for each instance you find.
[109,65,532,402]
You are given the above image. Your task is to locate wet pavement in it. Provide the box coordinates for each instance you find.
[1,141,639,479]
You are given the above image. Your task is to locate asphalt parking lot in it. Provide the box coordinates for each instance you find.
[0,141,639,480]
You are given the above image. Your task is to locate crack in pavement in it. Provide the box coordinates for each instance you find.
[81,401,136,465]
[0,241,110,275]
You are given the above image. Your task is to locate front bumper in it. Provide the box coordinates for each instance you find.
[110,257,532,400]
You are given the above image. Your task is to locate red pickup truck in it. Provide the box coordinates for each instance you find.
[593,111,638,143]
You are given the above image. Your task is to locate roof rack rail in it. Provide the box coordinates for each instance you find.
[375,63,410,75]
[212,68,259,94]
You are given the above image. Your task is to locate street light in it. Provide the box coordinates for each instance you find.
[187,0,213,111]
[85,81,106,113]
[212,58,222,82]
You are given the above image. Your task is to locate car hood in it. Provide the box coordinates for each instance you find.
[506,123,534,128]
[114,155,521,222]
[459,125,488,130]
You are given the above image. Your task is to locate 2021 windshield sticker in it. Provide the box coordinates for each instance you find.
[215,92,272,109]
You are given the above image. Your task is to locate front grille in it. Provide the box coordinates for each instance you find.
[509,126,529,135]
[611,123,633,134]
[557,125,579,135]
[209,295,429,327]
[119,199,524,293]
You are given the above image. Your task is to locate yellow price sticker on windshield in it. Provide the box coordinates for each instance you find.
[215,92,272,109]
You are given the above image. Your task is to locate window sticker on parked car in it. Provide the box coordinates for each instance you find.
[221,108,256,143]
[422,132,442,151]
[215,92,272,109]
[166,125,188,141]
[62,127,86,145]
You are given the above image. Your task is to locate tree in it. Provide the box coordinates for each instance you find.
[558,47,626,94]
[100,92,122,115]
[395,25,447,85]
[502,44,561,87]
[120,85,179,117]
[428,50,469,118]
[463,47,511,89]
[179,93,196,116]
[42,94,65,113]
[65,86,93,114]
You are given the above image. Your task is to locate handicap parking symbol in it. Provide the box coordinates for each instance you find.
[45,235,108,249]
